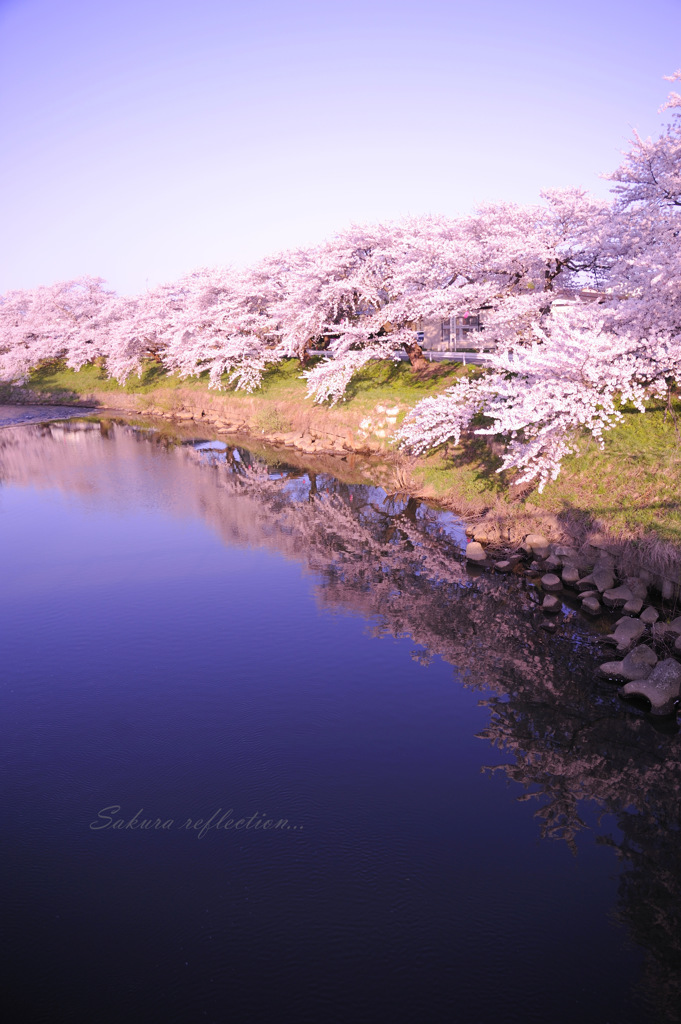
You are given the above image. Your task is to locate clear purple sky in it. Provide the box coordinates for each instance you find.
[1,0,678,295]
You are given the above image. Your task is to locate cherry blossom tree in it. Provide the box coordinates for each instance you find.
[600,69,681,341]
[399,73,681,488]
[607,69,681,210]
[398,305,680,490]
[157,264,285,392]
[0,187,613,399]
[0,277,113,383]
[300,190,610,404]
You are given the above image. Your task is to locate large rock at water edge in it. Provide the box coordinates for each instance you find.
[541,573,562,593]
[602,585,634,609]
[620,659,681,715]
[598,661,627,679]
[620,645,658,680]
[577,567,615,593]
[524,533,551,559]
[466,542,487,562]
[561,566,580,586]
[607,617,646,651]
[599,648,657,681]
[593,566,616,593]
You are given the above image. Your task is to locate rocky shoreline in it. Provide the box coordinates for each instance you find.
[464,530,681,715]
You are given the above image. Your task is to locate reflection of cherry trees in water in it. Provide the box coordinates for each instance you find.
[3,416,681,1016]
[173,434,681,1022]
[477,675,681,1020]
[610,809,681,1023]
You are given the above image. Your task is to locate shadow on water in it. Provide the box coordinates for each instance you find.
[1,414,680,1022]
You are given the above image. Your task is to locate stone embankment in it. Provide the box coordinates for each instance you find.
[465,530,681,716]
[167,407,366,457]
[8,388,398,457]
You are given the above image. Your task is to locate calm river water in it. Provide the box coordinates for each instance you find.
[1,410,680,1024]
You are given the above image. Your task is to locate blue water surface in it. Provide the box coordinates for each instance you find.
[1,416,677,1024]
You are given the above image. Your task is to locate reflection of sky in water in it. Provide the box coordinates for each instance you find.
[193,440,228,452]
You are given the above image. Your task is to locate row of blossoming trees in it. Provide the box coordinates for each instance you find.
[1,73,680,489]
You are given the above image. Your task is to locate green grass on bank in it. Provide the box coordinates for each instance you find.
[19,356,469,405]
[407,395,681,540]
[530,397,681,543]
[25,359,200,395]
[410,435,507,506]
[335,358,470,406]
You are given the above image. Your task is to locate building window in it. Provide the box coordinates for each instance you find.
[453,314,481,344]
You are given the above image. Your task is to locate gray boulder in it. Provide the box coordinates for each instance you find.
[554,545,578,560]
[598,661,626,679]
[494,560,512,573]
[541,573,562,592]
[620,659,681,715]
[582,596,601,616]
[603,585,634,609]
[593,566,616,593]
[466,542,487,562]
[525,533,551,559]
[542,594,561,614]
[606,617,646,651]
[577,568,615,593]
[562,565,580,586]
[620,645,658,680]
[623,597,644,615]
[639,606,659,625]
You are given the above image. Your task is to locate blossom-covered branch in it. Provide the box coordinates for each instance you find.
[398,309,681,491]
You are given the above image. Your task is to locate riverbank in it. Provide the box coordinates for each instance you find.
[3,357,681,595]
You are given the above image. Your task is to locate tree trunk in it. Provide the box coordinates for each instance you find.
[308,472,318,500]
[403,340,428,372]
